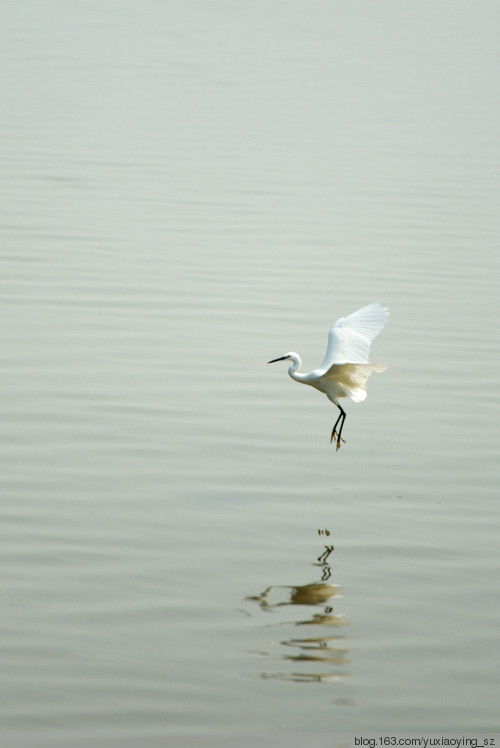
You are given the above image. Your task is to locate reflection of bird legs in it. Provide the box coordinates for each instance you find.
[320,565,331,581]
[317,545,334,563]
[330,403,346,450]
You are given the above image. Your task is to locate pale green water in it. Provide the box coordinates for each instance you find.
[1,0,499,742]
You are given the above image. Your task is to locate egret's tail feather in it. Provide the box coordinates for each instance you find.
[349,388,368,403]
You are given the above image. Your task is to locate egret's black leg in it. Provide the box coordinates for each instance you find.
[330,403,346,450]
[330,410,343,443]
[336,409,347,451]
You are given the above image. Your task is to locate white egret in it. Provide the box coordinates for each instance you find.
[268,302,389,450]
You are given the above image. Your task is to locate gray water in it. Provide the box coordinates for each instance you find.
[2,1,499,743]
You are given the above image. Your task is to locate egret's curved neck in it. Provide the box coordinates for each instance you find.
[287,353,306,382]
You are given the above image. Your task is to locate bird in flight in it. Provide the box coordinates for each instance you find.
[268,302,389,450]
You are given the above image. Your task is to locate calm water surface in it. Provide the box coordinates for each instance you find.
[2,1,499,742]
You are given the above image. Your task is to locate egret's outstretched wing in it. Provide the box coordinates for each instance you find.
[318,302,389,368]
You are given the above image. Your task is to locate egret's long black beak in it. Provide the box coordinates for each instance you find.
[267,356,288,364]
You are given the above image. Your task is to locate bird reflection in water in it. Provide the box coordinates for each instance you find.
[248,580,338,609]
[246,531,350,684]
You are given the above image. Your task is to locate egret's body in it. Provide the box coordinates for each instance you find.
[268,302,389,449]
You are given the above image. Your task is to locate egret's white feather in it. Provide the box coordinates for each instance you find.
[317,362,388,403]
[318,302,389,368]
